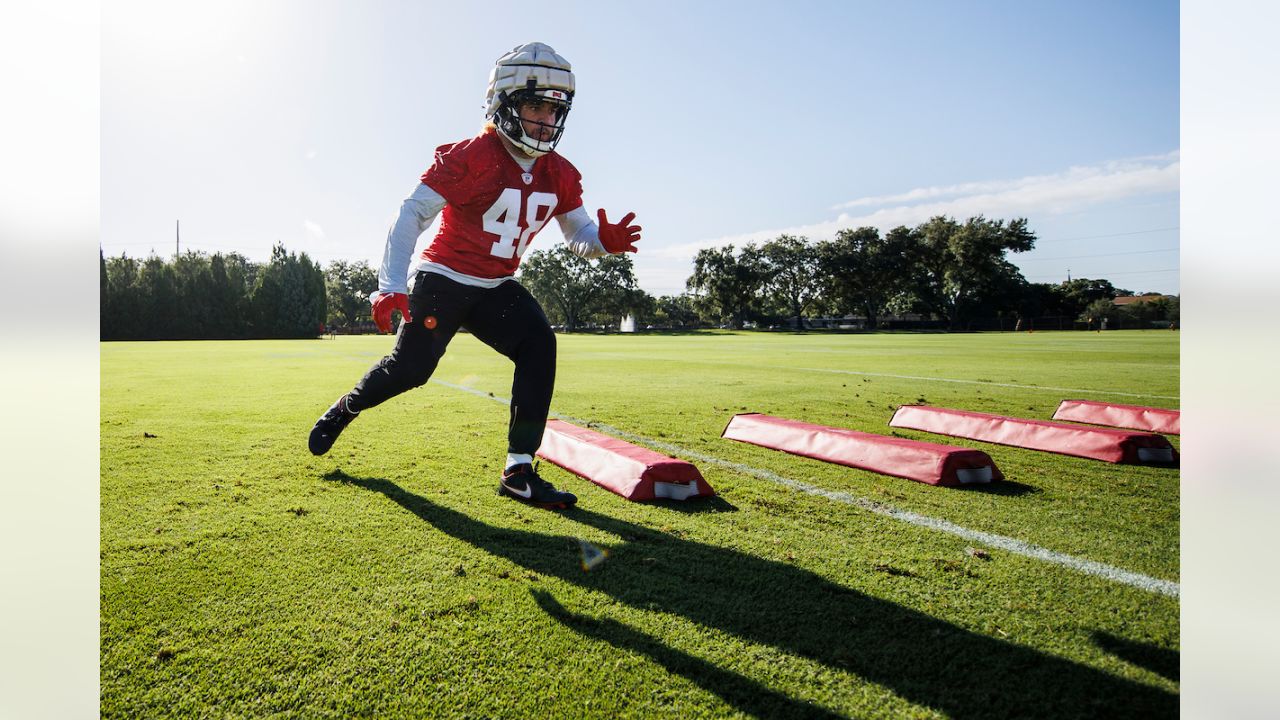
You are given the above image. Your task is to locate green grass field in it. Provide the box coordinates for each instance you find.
[101,330,1179,718]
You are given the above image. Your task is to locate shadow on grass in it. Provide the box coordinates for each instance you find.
[328,470,1176,719]
[532,590,844,719]
[965,479,1041,496]
[649,495,739,514]
[1093,631,1180,683]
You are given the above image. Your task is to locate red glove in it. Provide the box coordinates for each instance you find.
[597,209,641,254]
[371,292,412,334]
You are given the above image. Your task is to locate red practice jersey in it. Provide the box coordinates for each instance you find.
[419,129,584,279]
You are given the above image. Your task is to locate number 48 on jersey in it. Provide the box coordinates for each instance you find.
[482,188,558,259]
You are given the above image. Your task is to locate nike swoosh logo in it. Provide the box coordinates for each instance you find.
[504,480,533,499]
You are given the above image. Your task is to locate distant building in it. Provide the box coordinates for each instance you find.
[1113,294,1171,307]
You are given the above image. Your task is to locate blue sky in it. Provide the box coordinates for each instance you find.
[101,0,1180,296]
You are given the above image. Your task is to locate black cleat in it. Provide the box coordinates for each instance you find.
[308,395,358,456]
[498,463,577,509]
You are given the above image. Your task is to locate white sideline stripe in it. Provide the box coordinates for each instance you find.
[795,367,1179,401]
[432,380,1180,599]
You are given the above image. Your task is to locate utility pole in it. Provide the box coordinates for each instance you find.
[176,219,180,257]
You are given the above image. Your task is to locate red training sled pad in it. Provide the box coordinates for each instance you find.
[721,413,1002,486]
[889,405,1178,464]
[536,419,714,501]
[1051,399,1180,435]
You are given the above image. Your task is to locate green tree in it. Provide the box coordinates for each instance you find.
[1117,295,1178,328]
[1082,297,1119,328]
[251,244,327,338]
[1058,278,1133,321]
[760,235,822,329]
[584,254,651,328]
[325,260,378,330]
[818,225,917,329]
[103,254,144,340]
[171,251,215,339]
[686,244,767,330]
[649,294,702,328]
[219,253,258,338]
[1005,282,1069,329]
[99,249,111,338]
[907,216,1037,329]
[206,253,246,338]
[519,246,644,332]
[138,255,181,339]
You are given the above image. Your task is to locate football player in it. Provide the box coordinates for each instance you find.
[308,42,640,509]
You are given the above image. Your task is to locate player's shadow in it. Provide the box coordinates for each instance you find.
[1092,630,1179,682]
[532,590,844,719]
[329,471,1176,719]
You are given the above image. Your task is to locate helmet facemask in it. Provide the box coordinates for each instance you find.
[495,85,573,157]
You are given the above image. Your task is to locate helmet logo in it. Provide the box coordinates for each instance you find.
[521,172,533,185]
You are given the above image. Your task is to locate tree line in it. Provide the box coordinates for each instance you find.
[100,214,1178,340]
[100,244,371,340]
[522,214,1177,332]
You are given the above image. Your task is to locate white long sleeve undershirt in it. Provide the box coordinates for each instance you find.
[373,181,607,298]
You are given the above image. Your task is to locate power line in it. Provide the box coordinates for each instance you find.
[1036,227,1179,244]
[101,242,382,267]
[1026,268,1178,279]
[1020,247,1179,262]
[1098,268,1179,276]
[104,241,259,250]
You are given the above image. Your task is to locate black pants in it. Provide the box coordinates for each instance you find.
[346,272,556,456]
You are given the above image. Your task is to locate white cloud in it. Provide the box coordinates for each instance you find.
[831,151,1179,211]
[303,219,325,240]
[655,151,1180,263]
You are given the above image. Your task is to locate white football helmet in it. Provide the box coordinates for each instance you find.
[484,42,575,157]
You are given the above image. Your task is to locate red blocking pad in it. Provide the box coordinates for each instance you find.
[889,405,1178,465]
[721,413,1002,486]
[536,419,714,501]
[1051,399,1180,435]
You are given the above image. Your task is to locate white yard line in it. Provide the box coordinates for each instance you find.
[794,367,1179,401]
[432,379,1180,598]
[576,353,1178,401]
